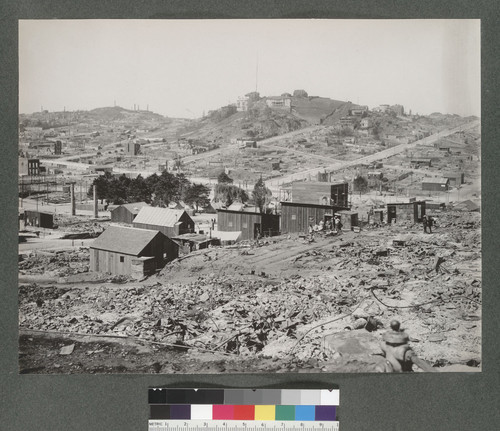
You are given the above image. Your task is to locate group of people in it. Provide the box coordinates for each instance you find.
[308,215,343,235]
[422,214,434,233]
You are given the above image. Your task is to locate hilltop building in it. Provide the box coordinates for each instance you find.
[265,96,292,112]
[236,92,260,112]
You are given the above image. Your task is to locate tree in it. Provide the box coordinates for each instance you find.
[149,171,175,206]
[217,171,233,184]
[128,175,152,203]
[108,174,131,204]
[353,175,368,194]
[183,183,211,212]
[252,177,272,213]
[214,184,249,207]
[89,171,112,202]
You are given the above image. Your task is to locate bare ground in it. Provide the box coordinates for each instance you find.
[18,210,481,373]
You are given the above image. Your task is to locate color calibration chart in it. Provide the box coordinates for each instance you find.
[148,389,339,431]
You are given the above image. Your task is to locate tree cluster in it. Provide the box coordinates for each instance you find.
[252,177,272,213]
[353,175,369,194]
[214,171,248,207]
[89,171,210,210]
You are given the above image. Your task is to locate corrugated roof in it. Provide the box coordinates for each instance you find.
[133,206,185,227]
[90,226,161,255]
[114,202,150,214]
[422,177,449,184]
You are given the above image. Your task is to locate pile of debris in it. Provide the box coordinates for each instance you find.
[54,214,107,236]
[19,249,90,277]
[18,209,482,371]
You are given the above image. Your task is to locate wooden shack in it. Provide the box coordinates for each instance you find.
[335,210,359,231]
[443,172,465,187]
[171,233,219,255]
[110,202,150,224]
[217,209,280,240]
[90,226,178,276]
[280,202,349,234]
[291,181,349,207]
[133,207,194,238]
[23,210,54,229]
[422,178,449,192]
[387,201,426,224]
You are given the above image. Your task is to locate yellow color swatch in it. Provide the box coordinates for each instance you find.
[254,405,276,420]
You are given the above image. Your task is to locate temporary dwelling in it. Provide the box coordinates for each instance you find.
[387,201,426,224]
[335,210,359,231]
[133,207,195,238]
[443,172,465,187]
[171,233,219,254]
[280,202,349,234]
[110,202,150,224]
[291,181,349,207]
[422,178,449,192]
[23,210,54,229]
[89,226,178,276]
[217,209,280,240]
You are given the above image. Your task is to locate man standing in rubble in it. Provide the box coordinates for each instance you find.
[427,215,433,233]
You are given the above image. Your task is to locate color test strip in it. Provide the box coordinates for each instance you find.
[150,405,337,421]
[148,389,339,406]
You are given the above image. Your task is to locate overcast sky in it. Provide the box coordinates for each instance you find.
[19,19,480,119]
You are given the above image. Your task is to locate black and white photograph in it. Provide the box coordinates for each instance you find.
[18,19,481,374]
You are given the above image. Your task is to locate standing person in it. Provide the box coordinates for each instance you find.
[427,215,433,234]
[308,224,314,238]
[335,216,342,233]
[325,219,332,231]
[422,215,428,233]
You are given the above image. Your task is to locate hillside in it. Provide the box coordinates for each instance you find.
[179,95,353,143]
[292,96,347,124]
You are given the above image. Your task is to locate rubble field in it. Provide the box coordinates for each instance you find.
[19,210,481,373]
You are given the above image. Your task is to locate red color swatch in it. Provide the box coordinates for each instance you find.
[234,405,255,420]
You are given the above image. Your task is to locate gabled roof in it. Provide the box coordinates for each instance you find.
[422,177,449,184]
[133,206,186,227]
[112,202,150,214]
[90,226,162,255]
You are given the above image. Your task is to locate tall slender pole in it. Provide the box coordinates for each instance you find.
[255,53,258,93]
[93,185,98,218]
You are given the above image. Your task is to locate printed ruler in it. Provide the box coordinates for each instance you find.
[149,389,340,431]
[148,420,339,431]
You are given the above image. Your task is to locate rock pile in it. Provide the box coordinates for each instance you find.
[19,249,90,277]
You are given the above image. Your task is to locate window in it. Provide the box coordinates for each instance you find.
[120,256,124,263]
[291,215,296,220]
[228,221,233,227]
[242,222,248,228]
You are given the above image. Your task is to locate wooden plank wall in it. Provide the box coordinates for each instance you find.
[90,249,135,275]
[111,207,134,224]
[292,182,349,207]
[292,182,333,205]
[281,205,333,234]
[217,211,264,240]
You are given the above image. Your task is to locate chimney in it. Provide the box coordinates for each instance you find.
[70,183,76,215]
[93,185,98,218]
